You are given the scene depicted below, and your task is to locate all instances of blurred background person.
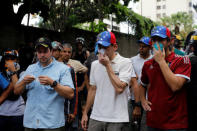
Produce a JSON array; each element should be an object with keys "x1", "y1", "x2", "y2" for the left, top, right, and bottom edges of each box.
[{"x1": 0, "y1": 49, "x2": 25, "y2": 131}]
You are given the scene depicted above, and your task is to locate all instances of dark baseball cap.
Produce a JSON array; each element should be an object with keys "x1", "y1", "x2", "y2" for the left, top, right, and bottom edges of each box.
[{"x1": 35, "y1": 37, "x2": 52, "y2": 49}]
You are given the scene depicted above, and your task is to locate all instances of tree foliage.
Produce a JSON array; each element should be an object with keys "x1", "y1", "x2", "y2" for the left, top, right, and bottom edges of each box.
[
  {"x1": 158, "y1": 12, "x2": 196, "y2": 39},
  {"x1": 39, "y1": 0, "x2": 155, "y2": 38},
  {"x1": 1, "y1": 0, "x2": 50, "y2": 25},
  {"x1": 2, "y1": 0, "x2": 155, "y2": 39}
]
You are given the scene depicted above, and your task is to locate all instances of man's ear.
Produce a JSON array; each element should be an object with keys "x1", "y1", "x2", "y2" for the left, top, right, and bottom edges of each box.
[
  {"x1": 170, "y1": 38, "x2": 175, "y2": 45},
  {"x1": 113, "y1": 44, "x2": 118, "y2": 51}
]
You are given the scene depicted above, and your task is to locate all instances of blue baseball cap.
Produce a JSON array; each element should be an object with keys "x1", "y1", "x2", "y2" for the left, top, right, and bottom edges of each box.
[
  {"x1": 96, "y1": 31, "x2": 116, "y2": 47},
  {"x1": 138, "y1": 36, "x2": 151, "y2": 46},
  {"x1": 151, "y1": 26, "x2": 171, "y2": 39}
]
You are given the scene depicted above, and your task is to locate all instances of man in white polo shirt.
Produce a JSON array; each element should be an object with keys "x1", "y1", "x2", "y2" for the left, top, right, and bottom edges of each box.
[{"x1": 81, "y1": 31, "x2": 133, "y2": 131}]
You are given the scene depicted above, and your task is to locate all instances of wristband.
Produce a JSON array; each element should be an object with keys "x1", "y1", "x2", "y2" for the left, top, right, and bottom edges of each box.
[{"x1": 134, "y1": 101, "x2": 141, "y2": 107}]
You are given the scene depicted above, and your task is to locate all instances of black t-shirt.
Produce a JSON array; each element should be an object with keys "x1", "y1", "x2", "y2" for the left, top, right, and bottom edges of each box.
[{"x1": 187, "y1": 55, "x2": 197, "y2": 103}]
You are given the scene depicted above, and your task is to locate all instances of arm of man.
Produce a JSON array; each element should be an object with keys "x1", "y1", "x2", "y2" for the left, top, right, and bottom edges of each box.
[
  {"x1": 38, "y1": 75, "x2": 74, "y2": 99},
  {"x1": 52, "y1": 83, "x2": 74, "y2": 99},
  {"x1": 81, "y1": 85, "x2": 96, "y2": 131},
  {"x1": 14, "y1": 75, "x2": 35, "y2": 95},
  {"x1": 78, "y1": 74, "x2": 86, "y2": 92},
  {"x1": 99, "y1": 54, "x2": 132, "y2": 94},
  {"x1": 140, "y1": 62, "x2": 152, "y2": 111},
  {"x1": 130, "y1": 77, "x2": 141, "y2": 120},
  {"x1": 154, "y1": 47, "x2": 191, "y2": 92},
  {"x1": 158, "y1": 60, "x2": 187, "y2": 92},
  {"x1": 140, "y1": 84, "x2": 152, "y2": 111},
  {"x1": 0, "y1": 73, "x2": 19, "y2": 103},
  {"x1": 1, "y1": 72, "x2": 19, "y2": 103},
  {"x1": 0, "y1": 83, "x2": 13, "y2": 104},
  {"x1": 131, "y1": 77, "x2": 140, "y2": 103},
  {"x1": 105, "y1": 64, "x2": 128, "y2": 94},
  {"x1": 76, "y1": 60, "x2": 88, "y2": 73}
]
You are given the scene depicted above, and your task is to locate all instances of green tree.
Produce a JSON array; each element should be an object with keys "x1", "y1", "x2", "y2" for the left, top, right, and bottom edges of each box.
[
  {"x1": 1, "y1": 0, "x2": 50, "y2": 26},
  {"x1": 39, "y1": 0, "x2": 140, "y2": 31},
  {"x1": 1, "y1": 0, "x2": 155, "y2": 39},
  {"x1": 158, "y1": 12, "x2": 196, "y2": 39}
]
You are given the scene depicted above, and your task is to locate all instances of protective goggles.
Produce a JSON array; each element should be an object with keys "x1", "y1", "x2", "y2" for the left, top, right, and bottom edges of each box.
[{"x1": 3, "y1": 50, "x2": 19, "y2": 57}]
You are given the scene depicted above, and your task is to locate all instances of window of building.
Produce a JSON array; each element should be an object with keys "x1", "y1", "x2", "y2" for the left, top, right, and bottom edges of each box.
[
  {"x1": 163, "y1": 13, "x2": 166, "y2": 17},
  {"x1": 189, "y1": 10, "x2": 193, "y2": 14},
  {"x1": 112, "y1": 17, "x2": 117, "y2": 22},
  {"x1": 157, "y1": 14, "x2": 161, "y2": 18},
  {"x1": 113, "y1": 26, "x2": 120, "y2": 32},
  {"x1": 157, "y1": 6, "x2": 161, "y2": 10},
  {"x1": 157, "y1": 0, "x2": 161, "y2": 2},
  {"x1": 189, "y1": 2, "x2": 192, "y2": 7},
  {"x1": 163, "y1": 5, "x2": 166, "y2": 9}
]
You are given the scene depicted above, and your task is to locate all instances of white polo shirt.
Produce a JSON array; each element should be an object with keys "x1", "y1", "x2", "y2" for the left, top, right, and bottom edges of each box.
[
  {"x1": 130, "y1": 54, "x2": 152, "y2": 100},
  {"x1": 89, "y1": 53, "x2": 133, "y2": 122}
]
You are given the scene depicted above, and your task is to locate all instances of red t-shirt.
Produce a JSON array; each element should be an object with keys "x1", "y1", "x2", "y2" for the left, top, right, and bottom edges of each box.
[{"x1": 141, "y1": 52, "x2": 191, "y2": 129}]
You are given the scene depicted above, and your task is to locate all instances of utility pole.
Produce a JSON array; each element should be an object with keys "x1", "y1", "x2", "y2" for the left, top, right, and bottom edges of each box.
[{"x1": 141, "y1": 0, "x2": 143, "y2": 16}]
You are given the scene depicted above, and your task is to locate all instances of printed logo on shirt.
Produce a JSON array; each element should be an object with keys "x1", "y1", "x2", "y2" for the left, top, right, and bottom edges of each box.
[
  {"x1": 150, "y1": 65, "x2": 153, "y2": 69},
  {"x1": 183, "y1": 56, "x2": 190, "y2": 64}
]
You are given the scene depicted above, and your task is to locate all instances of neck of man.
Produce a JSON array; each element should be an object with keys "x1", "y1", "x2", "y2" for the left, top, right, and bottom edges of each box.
[
  {"x1": 64, "y1": 58, "x2": 69, "y2": 64},
  {"x1": 140, "y1": 53, "x2": 150, "y2": 60},
  {"x1": 109, "y1": 52, "x2": 117, "y2": 61},
  {"x1": 41, "y1": 57, "x2": 53, "y2": 67},
  {"x1": 165, "y1": 47, "x2": 171, "y2": 58}
]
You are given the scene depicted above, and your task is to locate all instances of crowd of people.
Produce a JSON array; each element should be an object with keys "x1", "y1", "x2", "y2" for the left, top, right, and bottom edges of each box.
[{"x1": 0, "y1": 25, "x2": 197, "y2": 131}]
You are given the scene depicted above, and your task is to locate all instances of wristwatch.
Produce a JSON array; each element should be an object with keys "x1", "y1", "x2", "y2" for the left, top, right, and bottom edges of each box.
[
  {"x1": 51, "y1": 80, "x2": 58, "y2": 88},
  {"x1": 134, "y1": 101, "x2": 141, "y2": 107}
]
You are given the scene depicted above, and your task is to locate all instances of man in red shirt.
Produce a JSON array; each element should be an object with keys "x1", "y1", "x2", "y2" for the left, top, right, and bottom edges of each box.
[{"x1": 140, "y1": 26, "x2": 191, "y2": 131}]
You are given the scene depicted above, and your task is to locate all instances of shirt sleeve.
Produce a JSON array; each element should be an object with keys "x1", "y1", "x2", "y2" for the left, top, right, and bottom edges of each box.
[
  {"x1": 89, "y1": 62, "x2": 96, "y2": 86},
  {"x1": 130, "y1": 58, "x2": 137, "y2": 78},
  {"x1": 174, "y1": 56, "x2": 191, "y2": 80},
  {"x1": 140, "y1": 62, "x2": 149, "y2": 87},
  {"x1": 17, "y1": 65, "x2": 33, "y2": 90},
  {"x1": 119, "y1": 59, "x2": 133, "y2": 85},
  {"x1": 75, "y1": 60, "x2": 88, "y2": 73},
  {"x1": 60, "y1": 66, "x2": 74, "y2": 89}
]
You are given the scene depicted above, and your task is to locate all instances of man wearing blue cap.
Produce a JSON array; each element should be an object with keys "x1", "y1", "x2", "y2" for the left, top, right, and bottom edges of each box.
[
  {"x1": 81, "y1": 31, "x2": 134, "y2": 131},
  {"x1": 140, "y1": 26, "x2": 191, "y2": 131},
  {"x1": 128, "y1": 36, "x2": 152, "y2": 131}
]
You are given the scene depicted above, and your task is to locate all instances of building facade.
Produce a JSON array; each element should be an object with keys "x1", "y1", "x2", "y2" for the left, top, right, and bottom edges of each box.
[{"x1": 136, "y1": 0, "x2": 193, "y2": 21}]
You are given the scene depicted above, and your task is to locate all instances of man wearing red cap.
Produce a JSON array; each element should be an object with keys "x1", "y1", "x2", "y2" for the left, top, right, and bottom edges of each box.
[
  {"x1": 140, "y1": 26, "x2": 191, "y2": 131},
  {"x1": 81, "y1": 31, "x2": 134, "y2": 131}
]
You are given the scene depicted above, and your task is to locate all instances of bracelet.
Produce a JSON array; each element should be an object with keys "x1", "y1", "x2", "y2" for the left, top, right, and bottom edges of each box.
[{"x1": 134, "y1": 101, "x2": 141, "y2": 107}]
